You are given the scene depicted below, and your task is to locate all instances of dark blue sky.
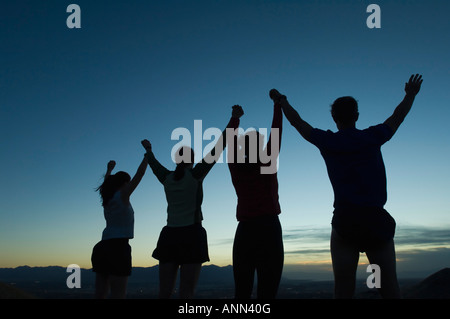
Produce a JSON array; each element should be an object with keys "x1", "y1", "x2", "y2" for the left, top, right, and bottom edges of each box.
[{"x1": 1, "y1": 1, "x2": 449, "y2": 278}]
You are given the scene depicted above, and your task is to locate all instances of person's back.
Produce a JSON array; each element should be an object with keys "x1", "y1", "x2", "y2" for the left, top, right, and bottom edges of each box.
[
  {"x1": 309, "y1": 124, "x2": 393, "y2": 209},
  {"x1": 102, "y1": 190, "x2": 135, "y2": 240},
  {"x1": 163, "y1": 170, "x2": 202, "y2": 227},
  {"x1": 229, "y1": 162, "x2": 280, "y2": 221},
  {"x1": 310, "y1": 124, "x2": 397, "y2": 253}
]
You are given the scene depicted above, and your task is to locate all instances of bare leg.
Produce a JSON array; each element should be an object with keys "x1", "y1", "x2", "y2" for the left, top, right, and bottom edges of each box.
[
  {"x1": 366, "y1": 239, "x2": 401, "y2": 299},
  {"x1": 159, "y1": 262, "x2": 179, "y2": 299},
  {"x1": 179, "y1": 263, "x2": 202, "y2": 299},
  {"x1": 94, "y1": 273, "x2": 110, "y2": 299},
  {"x1": 109, "y1": 275, "x2": 128, "y2": 299},
  {"x1": 330, "y1": 228, "x2": 360, "y2": 298}
]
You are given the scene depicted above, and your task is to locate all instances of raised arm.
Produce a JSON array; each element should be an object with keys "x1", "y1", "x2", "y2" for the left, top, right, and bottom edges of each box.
[
  {"x1": 105, "y1": 160, "x2": 116, "y2": 179},
  {"x1": 270, "y1": 89, "x2": 313, "y2": 142},
  {"x1": 192, "y1": 105, "x2": 244, "y2": 180},
  {"x1": 121, "y1": 155, "x2": 148, "y2": 201},
  {"x1": 264, "y1": 99, "x2": 283, "y2": 156},
  {"x1": 384, "y1": 74, "x2": 423, "y2": 134},
  {"x1": 141, "y1": 139, "x2": 171, "y2": 184}
]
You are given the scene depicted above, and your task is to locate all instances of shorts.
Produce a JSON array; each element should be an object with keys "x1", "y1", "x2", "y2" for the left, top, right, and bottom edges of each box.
[
  {"x1": 91, "y1": 238, "x2": 132, "y2": 276},
  {"x1": 152, "y1": 223, "x2": 210, "y2": 264},
  {"x1": 331, "y1": 205, "x2": 396, "y2": 252}
]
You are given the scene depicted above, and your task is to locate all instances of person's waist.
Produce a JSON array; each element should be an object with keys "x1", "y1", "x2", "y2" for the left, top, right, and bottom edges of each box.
[
  {"x1": 101, "y1": 237, "x2": 130, "y2": 243},
  {"x1": 165, "y1": 222, "x2": 203, "y2": 229},
  {"x1": 237, "y1": 211, "x2": 280, "y2": 223}
]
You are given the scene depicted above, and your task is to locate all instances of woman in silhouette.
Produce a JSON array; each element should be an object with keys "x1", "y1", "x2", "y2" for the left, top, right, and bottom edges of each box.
[
  {"x1": 227, "y1": 94, "x2": 284, "y2": 299},
  {"x1": 91, "y1": 155, "x2": 148, "y2": 298},
  {"x1": 142, "y1": 105, "x2": 243, "y2": 299}
]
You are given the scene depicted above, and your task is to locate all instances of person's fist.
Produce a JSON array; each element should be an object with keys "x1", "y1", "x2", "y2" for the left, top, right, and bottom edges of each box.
[
  {"x1": 107, "y1": 160, "x2": 116, "y2": 171},
  {"x1": 232, "y1": 105, "x2": 244, "y2": 119},
  {"x1": 141, "y1": 139, "x2": 152, "y2": 151},
  {"x1": 269, "y1": 89, "x2": 282, "y2": 101}
]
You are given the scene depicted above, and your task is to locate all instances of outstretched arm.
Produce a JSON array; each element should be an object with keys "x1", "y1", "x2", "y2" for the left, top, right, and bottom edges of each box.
[
  {"x1": 121, "y1": 155, "x2": 148, "y2": 201},
  {"x1": 384, "y1": 74, "x2": 423, "y2": 134},
  {"x1": 270, "y1": 89, "x2": 313, "y2": 142},
  {"x1": 192, "y1": 105, "x2": 244, "y2": 179},
  {"x1": 264, "y1": 99, "x2": 282, "y2": 156},
  {"x1": 105, "y1": 160, "x2": 116, "y2": 179},
  {"x1": 141, "y1": 140, "x2": 171, "y2": 184}
]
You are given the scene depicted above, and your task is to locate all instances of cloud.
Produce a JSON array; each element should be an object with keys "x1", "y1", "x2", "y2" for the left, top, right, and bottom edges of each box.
[
  {"x1": 285, "y1": 248, "x2": 330, "y2": 255},
  {"x1": 283, "y1": 226, "x2": 331, "y2": 242},
  {"x1": 282, "y1": 224, "x2": 450, "y2": 251},
  {"x1": 208, "y1": 223, "x2": 450, "y2": 278},
  {"x1": 282, "y1": 224, "x2": 450, "y2": 279},
  {"x1": 394, "y1": 226, "x2": 450, "y2": 247}
]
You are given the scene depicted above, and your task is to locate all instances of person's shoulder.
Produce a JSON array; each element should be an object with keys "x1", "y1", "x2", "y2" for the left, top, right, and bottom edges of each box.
[
  {"x1": 364, "y1": 123, "x2": 393, "y2": 136},
  {"x1": 309, "y1": 127, "x2": 336, "y2": 145},
  {"x1": 310, "y1": 127, "x2": 335, "y2": 138},
  {"x1": 361, "y1": 123, "x2": 394, "y2": 143}
]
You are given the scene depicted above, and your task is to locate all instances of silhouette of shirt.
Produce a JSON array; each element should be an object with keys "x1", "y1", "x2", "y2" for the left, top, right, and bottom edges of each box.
[
  {"x1": 228, "y1": 104, "x2": 282, "y2": 221},
  {"x1": 309, "y1": 124, "x2": 394, "y2": 208},
  {"x1": 145, "y1": 156, "x2": 204, "y2": 227},
  {"x1": 102, "y1": 191, "x2": 134, "y2": 240}
]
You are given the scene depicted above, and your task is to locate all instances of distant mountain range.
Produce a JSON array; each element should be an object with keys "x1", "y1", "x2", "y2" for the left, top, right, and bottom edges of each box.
[
  {"x1": 0, "y1": 265, "x2": 449, "y2": 299},
  {"x1": 0, "y1": 264, "x2": 233, "y2": 286}
]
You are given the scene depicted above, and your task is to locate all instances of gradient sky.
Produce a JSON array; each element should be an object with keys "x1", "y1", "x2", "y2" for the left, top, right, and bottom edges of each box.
[{"x1": 1, "y1": 0, "x2": 449, "y2": 280}]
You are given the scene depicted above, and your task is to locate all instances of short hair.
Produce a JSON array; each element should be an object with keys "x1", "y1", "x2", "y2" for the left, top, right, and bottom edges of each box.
[{"x1": 331, "y1": 96, "x2": 359, "y2": 125}]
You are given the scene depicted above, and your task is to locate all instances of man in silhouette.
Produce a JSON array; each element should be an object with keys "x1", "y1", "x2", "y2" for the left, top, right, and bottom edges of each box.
[{"x1": 271, "y1": 74, "x2": 423, "y2": 298}]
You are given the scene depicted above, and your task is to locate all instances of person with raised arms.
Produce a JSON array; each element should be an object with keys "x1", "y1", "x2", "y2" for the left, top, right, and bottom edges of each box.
[
  {"x1": 271, "y1": 74, "x2": 423, "y2": 298},
  {"x1": 141, "y1": 105, "x2": 244, "y2": 299}
]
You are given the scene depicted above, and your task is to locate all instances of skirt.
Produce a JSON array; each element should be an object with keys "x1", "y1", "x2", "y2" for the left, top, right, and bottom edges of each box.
[
  {"x1": 152, "y1": 223, "x2": 210, "y2": 264},
  {"x1": 91, "y1": 238, "x2": 132, "y2": 276},
  {"x1": 331, "y1": 205, "x2": 396, "y2": 252}
]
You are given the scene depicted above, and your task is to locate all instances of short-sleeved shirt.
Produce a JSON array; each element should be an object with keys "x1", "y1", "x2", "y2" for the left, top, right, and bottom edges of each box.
[
  {"x1": 309, "y1": 124, "x2": 394, "y2": 209},
  {"x1": 101, "y1": 191, "x2": 135, "y2": 240}
]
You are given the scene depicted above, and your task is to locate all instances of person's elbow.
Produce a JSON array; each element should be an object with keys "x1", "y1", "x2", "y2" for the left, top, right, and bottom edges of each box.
[
  {"x1": 384, "y1": 116, "x2": 401, "y2": 135},
  {"x1": 294, "y1": 122, "x2": 313, "y2": 142}
]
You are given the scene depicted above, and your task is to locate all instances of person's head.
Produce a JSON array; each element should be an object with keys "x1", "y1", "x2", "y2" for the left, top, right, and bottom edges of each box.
[
  {"x1": 174, "y1": 146, "x2": 194, "y2": 180},
  {"x1": 96, "y1": 171, "x2": 131, "y2": 207},
  {"x1": 331, "y1": 96, "x2": 359, "y2": 129}
]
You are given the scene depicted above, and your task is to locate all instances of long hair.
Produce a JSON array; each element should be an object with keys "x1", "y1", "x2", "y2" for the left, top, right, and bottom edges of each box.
[
  {"x1": 173, "y1": 146, "x2": 194, "y2": 181},
  {"x1": 96, "y1": 171, "x2": 131, "y2": 207}
]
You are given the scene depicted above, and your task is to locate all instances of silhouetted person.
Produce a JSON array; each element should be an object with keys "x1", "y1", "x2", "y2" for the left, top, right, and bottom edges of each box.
[
  {"x1": 91, "y1": 156, "x2": 148, "y2": 298},
  {"x1": 141, "y1": 105, "x2": 242, "y2": 299},
  {"x1": 226, "y1": 99, "x2": 284, "y2": 299},
  {"x1": 271, "y1": 74, "x2": 423, "y2": 299}
]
